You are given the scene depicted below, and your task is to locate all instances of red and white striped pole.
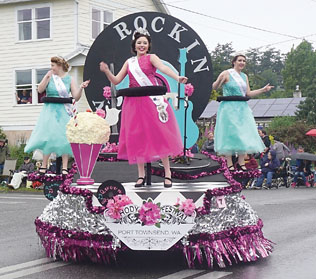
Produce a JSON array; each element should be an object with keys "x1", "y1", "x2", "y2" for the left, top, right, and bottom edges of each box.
[{"x1": 72, "y1": 99, "x2": 78, "y2": 127}]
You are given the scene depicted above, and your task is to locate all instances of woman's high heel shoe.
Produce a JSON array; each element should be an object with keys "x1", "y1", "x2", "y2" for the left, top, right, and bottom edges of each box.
[
  {"x1": 135, "y1": 177, "x2": 146, "y2": 188},
  {"x1": 38, "y1": 167, "x2": 47, "y2": 175},
  {"x1": 237, "y1": 164, "x2": 247, "y2": 171},
  {"x1": 164, "y1": 177, "x2": 172, "y2": 188},
  {"x1": 227, "y1": 165, "x2": 235, "y2": 171},
  {"x1": 62, "y1": 169, "x2": 69, "y2": 175}
]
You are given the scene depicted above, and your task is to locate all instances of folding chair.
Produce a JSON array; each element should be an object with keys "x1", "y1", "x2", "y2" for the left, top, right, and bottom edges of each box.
[{"x1": 0, "y1": 159, "x2": 17, "y2": 183}]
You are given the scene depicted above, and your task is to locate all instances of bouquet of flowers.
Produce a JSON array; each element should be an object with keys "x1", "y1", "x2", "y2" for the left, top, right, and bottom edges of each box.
[
  {"x1": 175, "y1": 198, "x2": 196, "y2": 216},
  {"x1": 106, "y1": 195, "x2": 133, "y2": 219}
]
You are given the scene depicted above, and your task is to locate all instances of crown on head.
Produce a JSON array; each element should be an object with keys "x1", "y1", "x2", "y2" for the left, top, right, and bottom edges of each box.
[
  {"x1": 132, "y1": 27, "x2": 150, "y2": 40},
  {"x1": 232, "y1": 51, "x2": 246, "y2": 58}
]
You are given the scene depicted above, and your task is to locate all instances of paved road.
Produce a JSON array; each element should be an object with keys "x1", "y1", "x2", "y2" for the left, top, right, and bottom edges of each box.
[{"x1": 0, "y1": 187, "x2": 315, "y2": 279}]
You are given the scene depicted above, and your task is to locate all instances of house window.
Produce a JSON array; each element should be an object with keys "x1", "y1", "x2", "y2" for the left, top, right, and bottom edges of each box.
[
  {"x1": 17, "y1": 6, "x2": 51, "y2": 41},
  {"x1": 16, "y1": 70, "x2": 32, "y2": 104},
  {"x1": 36, "y1": 69, "x2": 49, "y2": 103},
  {"x1": 92, "y1": 8, "x2": 113, "y2": 39},
  {"x1": 15, "y1": 68, "x2": 49, "y2": 105}
]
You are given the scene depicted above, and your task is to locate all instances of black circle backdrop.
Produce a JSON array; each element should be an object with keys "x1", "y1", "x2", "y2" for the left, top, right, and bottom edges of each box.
[
  {"x1": 97, "y1": 180, "x2": 126, "y2": 206},
  {"x1": 84, "y1": 12, "x2": 213, "y2": 122},
  {"x1": 43, "y1": 181, "x2": 62, "y2": 201}
]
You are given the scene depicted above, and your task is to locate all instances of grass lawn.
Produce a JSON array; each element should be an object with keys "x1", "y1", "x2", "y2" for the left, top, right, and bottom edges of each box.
[{"x1": 0, "y1": 184, "x2": 42, "y2": 194}]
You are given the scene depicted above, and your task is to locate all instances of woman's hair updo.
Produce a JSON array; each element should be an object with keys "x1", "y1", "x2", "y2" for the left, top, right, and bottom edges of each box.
[
  {"x1": 131, "y1": 32, "x2": 152, "y2": 55},
  {"x1": 51, "y1": 56, "x2": 70, "y2": 72}
]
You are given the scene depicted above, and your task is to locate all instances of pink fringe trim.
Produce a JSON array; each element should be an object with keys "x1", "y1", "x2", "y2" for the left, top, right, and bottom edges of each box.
[
  {"x1": 35, "y1": 218, "x2": 273, "y2": 268},
  {"x1": 178, "y1": 219, "x2": 274, "y2": 268},
  {"x1": 35, "y1": 218, "x2": 125, "y2": 263}
]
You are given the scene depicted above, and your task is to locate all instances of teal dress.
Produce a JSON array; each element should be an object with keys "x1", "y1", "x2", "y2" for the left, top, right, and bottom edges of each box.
[
  {"x1": 214, "y1": 71, "x2": 265, "y2": 155},
  {"x1": 25, "y1": 75, "x2": 73, "y2": 156}
]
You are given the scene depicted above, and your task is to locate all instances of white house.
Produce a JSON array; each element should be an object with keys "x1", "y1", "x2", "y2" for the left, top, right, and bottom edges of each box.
[{"x1": 0, "y1": 0, "x2": 168, "y2": 144}]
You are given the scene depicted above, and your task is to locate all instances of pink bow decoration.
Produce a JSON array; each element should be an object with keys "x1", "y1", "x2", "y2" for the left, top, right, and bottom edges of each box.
[{"x1": 103, "y1": 86, "x2": 111, "y2": 99}]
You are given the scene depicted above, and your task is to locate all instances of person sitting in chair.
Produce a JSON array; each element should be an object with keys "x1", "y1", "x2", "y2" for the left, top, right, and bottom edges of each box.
[
  {"x1": 201, "y1": 131, "x2": 215, "y2": 154},
  {"x1": 291, "y1": 146, "x2": 311, "y2": 187},
  {"x1": 8, "y1": 156, "x2": 34, "y2": 189},
  {"x1": 255, "y1": 150, "x2": 280, "y2": 189}
]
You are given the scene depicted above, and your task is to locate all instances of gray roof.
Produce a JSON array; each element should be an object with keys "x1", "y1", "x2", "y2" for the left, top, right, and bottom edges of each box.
[{"x1": 200, "y1": 97, "x2": 306, "y2": 119}]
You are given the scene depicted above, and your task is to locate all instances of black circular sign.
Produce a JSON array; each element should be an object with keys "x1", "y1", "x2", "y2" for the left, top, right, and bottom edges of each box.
[
  {"x1": 43, "y1": 181, "x2": 61, "y2": 201},
  {"x1": 96, "y1": 180, "x2": 126, "y2": 206},
  {"x1": 84, "y1": 12, "x2": 213, "y2": 122}
]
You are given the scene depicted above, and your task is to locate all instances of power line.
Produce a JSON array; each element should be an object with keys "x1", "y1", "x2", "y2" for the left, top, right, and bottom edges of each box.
[
  {"x1": 248, "y1": 33, "x2": 316, "y2": 53},
  {"x1": 164, "y1": 3, "x2": 302, "y2": 40}
]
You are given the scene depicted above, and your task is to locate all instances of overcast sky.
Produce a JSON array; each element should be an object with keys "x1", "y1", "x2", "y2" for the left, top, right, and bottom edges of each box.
[{"x1": 163, "y1": 0, "x2": 316, "y2": 54}]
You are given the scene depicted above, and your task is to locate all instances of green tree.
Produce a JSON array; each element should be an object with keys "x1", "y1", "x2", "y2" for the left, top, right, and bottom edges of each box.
[
  {"x1": 211, "y1": 42, "x2": 235, "y2": 82},
  {"x1": 257, "y1": 69, "x2": 278, "y2": 95},
  {"x1": 246, "y1": 48, "x2": 261, "y2": 75},
  {"x1": 0, "y1": 127, "x2": 6, "y2": 140},
  {"x1": 295, "y1": 79, "x2": 316, "y2": 125},
  {"x1": 9, "y1": 144, "x2": 33, "y2": 169},
  {"x1": 282, "y1": 40, "x2": 316, "y2": 95},
  {"x1": 246, "y1": 47, "x2": 284, "y2": 94},
  {"x1": 269, "y1": 90, "x2": 292, "y2": 99},
  {"x1": 267, "y1": 116, "x2": 316, "y2": 153}
]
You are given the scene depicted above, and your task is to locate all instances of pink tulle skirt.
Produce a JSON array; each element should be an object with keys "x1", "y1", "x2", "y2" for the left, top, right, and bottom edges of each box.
[{"x1": 118, "y1": 96, "x2": 183, "y2": 164}]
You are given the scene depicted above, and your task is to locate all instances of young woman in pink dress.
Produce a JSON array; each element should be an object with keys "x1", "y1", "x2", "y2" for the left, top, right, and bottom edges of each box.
[{"x1": 100, "y1": 30, "x2": 187, "y2": 188}]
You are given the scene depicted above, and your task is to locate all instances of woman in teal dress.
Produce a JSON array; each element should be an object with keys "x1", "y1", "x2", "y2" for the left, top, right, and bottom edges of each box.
[
  {"x1": 25, "y1": 56, "x2": 90, "y2": 174},
  {"x1": 213, "y1": 53, "x2": 273, "y2": 171}
]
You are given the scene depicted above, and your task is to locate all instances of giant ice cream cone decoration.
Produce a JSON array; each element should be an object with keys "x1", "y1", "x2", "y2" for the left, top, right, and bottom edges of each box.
[{"x1": 67, "y1": 111, "x2": 110, "y2": 185}]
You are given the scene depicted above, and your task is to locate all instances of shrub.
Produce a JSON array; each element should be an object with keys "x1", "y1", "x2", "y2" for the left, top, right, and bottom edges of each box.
[{"x1": 9, "y1": 144, "x2": 33, "y2": 170}]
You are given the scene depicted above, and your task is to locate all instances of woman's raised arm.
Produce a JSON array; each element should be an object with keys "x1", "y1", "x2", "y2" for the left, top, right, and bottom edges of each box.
[{"x1": 100, "y1": 60, "x2": 128, "y2": 85}]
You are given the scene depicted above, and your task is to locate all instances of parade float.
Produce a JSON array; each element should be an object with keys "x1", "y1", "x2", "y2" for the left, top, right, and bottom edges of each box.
[{"x1": 33, "y1": 11, "x2": 273, "y2": 269}]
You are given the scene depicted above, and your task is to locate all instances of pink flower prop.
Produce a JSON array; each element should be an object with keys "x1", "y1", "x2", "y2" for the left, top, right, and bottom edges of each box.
[
  {"x1": 113, "y1": 195, "x2": 132, "y2": 207},
  {"x1": 105, "y1": 195, "x2": 132, "y2": 220},
  {"x1": 106, "y1": 199, "x2": 122, "y2": 219},
  {"x1": 138, "y1": 202, "x2": 161, "y2": 226},
  {"x1": 184, "y1": 83, "x2": 194, "y2": 97},
  {"x1": 96, "y1": 108, "x2": 106, "y2": 118},
  {"x1": 103, "y1": 86, "x2": 112, "y2": 99},
  {"x1": 179, "y1": 199, "x2": 196, "y2": 216}
]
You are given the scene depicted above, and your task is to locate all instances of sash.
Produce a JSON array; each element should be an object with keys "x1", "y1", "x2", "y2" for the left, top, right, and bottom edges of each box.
[
  {"x1": 52, "y1": 74, "x2": 73, "y2": 116},
  {"x1": 128, "y1": 56, "x2": 168, "y2": 123},
  {"x1": 228, "y1": 69, "x2": 247, "y2": 97}
]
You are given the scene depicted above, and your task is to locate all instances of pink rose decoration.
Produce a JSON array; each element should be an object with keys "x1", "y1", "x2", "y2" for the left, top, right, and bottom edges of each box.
[
  {"x1": 105, "y1": 195, "x2": 132, "y2": 219},
  {"x1": 184, "y1": 83, "x2": 194, "y2": 97},
  {"x1": 96, "y1": 108, "x2": 106, "y2": 118},
  {"x1": 106, "y1": 199, "x2": 122, "y2": 219},
  {"x1": 179, "y1": 199, "x2": 196, "y2": 216},
  {"x1": 113, "y1": 195, "x2": 132, "y2": 207},
  {"x1": 138, "y1": 202, "x2": 161, "y2": 226},
  {"x1": 103, "y1": 86, "x2": 112, "y2": 99}
]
